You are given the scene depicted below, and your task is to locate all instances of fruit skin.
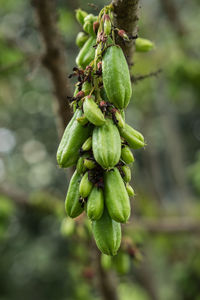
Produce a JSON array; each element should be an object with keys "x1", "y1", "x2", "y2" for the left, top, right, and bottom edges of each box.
[
  {"x1": 87, "y1": 186, "x2": 104, "y2": 220},
  {"x1": 113, "y1": 252, "x2": 130, "y2": 274},
  {"x1": 135, "y1": 38, "x2": 154, "y2": 52},
  {"x1": 121, "y1": 145, "x2": 134, "y2": 164},
  {"x1": 75, "y1": 9, "x2": 88, "y2": 26},
  {"x1": 76, "y1": 154, "x2": 88, "y2": 174},
  {"x1": 126, "y1": 183, "x2": 135, "y2": 197},
  {"x1": 57, "y1": 109, "x2": 92, "y2": 168},
  {"x1": 76, "y1": 32, "x2": 89, "y2": 48},
  {"x1": 92, "y1": 118, "x2": 121, "y2": 169},
  {"x1": 83, "y1": 14, "x2": 98, "y2": 36},
  {"x1": 76, "y1": 36, "x2": 96, "y2": 69},
  {"x1": 83, "y1": 96, "x2": 105, "y2": 126},
  {"x1": 119, "y1": 123, "x2": 145, "y2": 149},
  {"x1": 84, "y1": 158, "x2": 96, "y2": 169},
  {"x1": 65, "y1": 170, "x2": 84, "y2": 218},
  {"x1": 92, "y1": 208, "x2": 121, "y2": 256},
  {"x1": 79, "y1": 172, "x2": 93, "y2": 198},
  {"x1": 102, "y1": 45, "x2": 132, "y2": 109},
  {"x1": 82, "y1": 137, "x2": 92, "y2": 151},
  {"x1": 104, "y1": 167, "x2": 130, "y2": 223},
  {"x1": 121, "y1": 165, "x2": 131, "y2": 182}
]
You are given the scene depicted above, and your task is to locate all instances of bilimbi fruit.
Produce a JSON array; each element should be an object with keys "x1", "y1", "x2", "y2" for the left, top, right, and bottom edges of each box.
[{"x1": 57, "y1": 4, "x2": 147, "y2": 256}]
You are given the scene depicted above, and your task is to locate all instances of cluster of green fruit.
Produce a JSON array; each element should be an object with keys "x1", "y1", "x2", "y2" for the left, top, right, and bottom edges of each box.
[{"x1": 57, "y1": 5, "x2": 146, "y2": 256}]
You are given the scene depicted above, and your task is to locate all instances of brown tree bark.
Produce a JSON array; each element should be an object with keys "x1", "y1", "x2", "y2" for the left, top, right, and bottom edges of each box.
[{"x1": 32, "y1": 0, "x2": 72, "y2": 137}]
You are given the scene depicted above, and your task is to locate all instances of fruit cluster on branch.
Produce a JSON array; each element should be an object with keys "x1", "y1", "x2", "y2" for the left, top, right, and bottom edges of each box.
[{"x1": 57, "y1": 5, "x2": 146, "y2": 256}]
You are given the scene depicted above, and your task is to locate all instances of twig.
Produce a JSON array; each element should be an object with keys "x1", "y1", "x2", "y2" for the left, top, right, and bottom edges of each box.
[
  {"x1": 32, "y1": 0, "x2": 72, "y2": 137},
  {"x1": 112, "y1": 0, "x2": 140, "y2": 66},
  {"x1": 131, "y1": 69, "x2": 162, "y2": 83}
]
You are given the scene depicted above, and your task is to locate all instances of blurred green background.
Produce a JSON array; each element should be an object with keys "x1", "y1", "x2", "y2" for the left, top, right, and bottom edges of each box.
[{"x1": 0, "y1": 0, "x2": 200, "y2": 299}]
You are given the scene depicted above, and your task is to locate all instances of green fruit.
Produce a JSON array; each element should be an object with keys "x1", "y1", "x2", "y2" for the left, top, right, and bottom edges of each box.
[
  {"x1": 101, "y1": 253, "x2": 112, "y2": 270},
  {"x1": 83, "y1": 96, "x2": 105, "y2": 126},
  {"x1": 113, "y1": 252, "x2": 130, "y2": 274},
  {"x1": 76, "y1": 36, "x2": 96, "y2": 69},
  {"x1": 104, "y1": 167, "x2": 130, "y2": 223},
  {"x1": 79, "y1": 171, "x2": 93, "y2": 198},
  {"x1": 121, "y1": 165, "x2": 131, "y2": 182},
  {"x1": 119, "y1": 123, "x2": 145, "y2": 149},
  {"x1": 126, "y1": 183, "x2": 135, "y2": 197},
  {"x1": 135, "y1": 38, "x2": 154, "y2": 52},
  {"x1": 76, "y1": 32, "x2": 89, "y2": 48},
  {"x1": 75, "y1": 9, "x2": 88, "y2": 26},
  {"x1": 115, "y1": 110, "x2": 125, "y2": 128},
  {"x1": 82, "y1": 136, "x2": 92, "y2": 151},
  {"x1": 84, "y1": 158, "x2": 96, "y2": 169},
  {"x1": 87, "y1": 186, "x2": 104, "y2": 220},
  {"x1": 102, "y1": 45, "x2": 132, "y2": 109},
  {"x1": 57, "y1": 109, "x2": 91, "y2": 168},
  {"x1": 65, "y1": 170, "x2": 84, "y2": 218},
  {"x1": 121, "y1": 145, "x2": 134, "y2": 164},
  {"x1": 60, "y1": 218, "x2": 75, "y2": 237},
  {"x1": 76, "y1": 153, "x2": 88, "y2": 174},
  {"x1": 92, "y1": 118, "x2": 121, "y2": 169},
  {"x1": 83, "y1": 14, "x2": 97, "y2": 36},
  {"x1": 76, "y1": 114, "x2": 89, "y2": 126},
  {"x1": 92, "y1": 208, "x2": 121, "y2": 256}
]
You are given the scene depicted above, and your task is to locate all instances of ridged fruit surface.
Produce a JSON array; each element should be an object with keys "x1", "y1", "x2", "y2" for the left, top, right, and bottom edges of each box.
[
  {"x1": 92, "y1": 118, "x2": 121, "y2": 169},
  {"x1": 57, "y1": 109, "x2": 91, "y2": 168},
  {"x1": 76, "y1": 36, "x2": 96, "y2": 69},
  {"x1": 104, "y1": 168, "x2": 130, "y2": 223},
  {"x1": 92, "y1": 208, "x2": 121, "y2": 256},
  {"x1": 87, "y1": 186, "x2": 104, "y2": 220},
  {"x1": 119, "y1": 123, "x2": 145, "y2": 149},
  {"x1": 102, "y1": 45, "x2": 132, "y2": 109},
  {"x1": 65, "y1": 170, "x2": 83, "y2": 218},
  {"x1": 83, "y1": 96, "x2": 105, "y2": 126}
]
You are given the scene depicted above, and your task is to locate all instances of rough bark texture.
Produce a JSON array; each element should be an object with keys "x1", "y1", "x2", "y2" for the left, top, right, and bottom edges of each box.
[
  {"x1": 32, "y1": 0, "x2": 72, "y2": 137},
  {"x1": 112, "y1": 0, "x2": 140, "y2": 66}
]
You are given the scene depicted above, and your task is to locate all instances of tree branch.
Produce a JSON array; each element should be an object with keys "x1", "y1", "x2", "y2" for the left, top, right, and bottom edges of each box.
[
  {"x1": 32, "y1": 0, "x2": 72, "y2": 136},
  {"x1": 112, "y1": 0, "x2": 140, "y2": 66}
]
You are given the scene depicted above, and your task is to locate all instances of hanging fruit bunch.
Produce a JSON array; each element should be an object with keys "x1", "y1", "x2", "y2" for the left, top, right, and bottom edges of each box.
[{"x1": 57, "y1": 5, "x2": 146, "y2": 256}]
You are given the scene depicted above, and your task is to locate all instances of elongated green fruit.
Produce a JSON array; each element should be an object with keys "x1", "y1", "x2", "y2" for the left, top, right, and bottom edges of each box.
[
  {"x1": 115, "y1": 110, "x2": 125, "y2": 128},
  {"x1": 57, "y1": 110, "x2": 91, "y2": 168},
  {"x1": 82, "y1": 137, "x2": 92, "y2": 151},
  {"x1": 101, "y1": 254, "x2": 112, "y2": 270},
  {"x1": 76, "y1": 32, "x2": 89, "y2": 48},
  {"x1": 119, "y1": 123, "x2": 145, "y2": 149},
  {"x1": 83, "y1": 96, "x2": 105, "y2": 126},
  {"x1": 87, "y1": 186, "x2": 104, "y2": 220},
  {"x1": 113, "y1": 252, "x2": 130, "y2": 274},
  {"x1": 135, "y1": 38, "x2": 154, "y2": 52},
  {"x1": 121, "y1": 145, "x2": 134, "y2": 164},
  {"x1": 76, "y1": 36, "x2": 96, "y2": 69},
  {"x1": 92, "y1": 208, "x2": 121, "y2": 256},
  {"x1": 104, "y1": 168, "x2": 130, "y2": 223},
  {"x1": 65, "y1": 170, "x2": 83, "y2": 218},
  {"x1": 75, "y1": 9, "x2": 88, "y2": 25},
  {"x1": 121, "y1": 165, "x2": 131, "y2": 182},
  {"x1": 83, "y1": 14, "x2": 97, "y2": 36},
  {"x1": 76, "y1": 153, "x2": 88, "y2": 174},
  {"x1": 126, "y1": 183, "x2": 135, "y2": 197},
  {"x1": 79, "y1": 172, "x2": 93, "y2": 198},
  {"x1": 92, "y1": 118, "x2": 121, "y2": 169},
  {"x1": 102, "y1": 45, "x2": 132, "y2": 109},
  {"x1": 84, "y1": 158, "x2": 96, "y2": 169}
]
